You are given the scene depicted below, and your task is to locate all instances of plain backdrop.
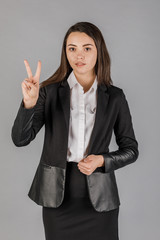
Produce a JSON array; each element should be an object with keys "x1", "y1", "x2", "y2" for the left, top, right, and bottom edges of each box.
[{"x1": 0, "y1": 0, "x2": 160, "y2": 239}]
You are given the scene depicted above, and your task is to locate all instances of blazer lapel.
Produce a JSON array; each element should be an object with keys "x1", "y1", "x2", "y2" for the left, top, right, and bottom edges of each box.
[
  {"x1": 58, "y1": 79, "x2": 109, "y2": 155},
  {"x1": 87, "y1": 83, "x2": 109, "y2": 154},
  {"x1": 58, "y1": 79, "x2": 71, "y2": 133}
]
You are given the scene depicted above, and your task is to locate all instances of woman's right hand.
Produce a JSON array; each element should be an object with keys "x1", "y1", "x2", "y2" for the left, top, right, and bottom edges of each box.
[{"x1": 21, "y1": 59, "x2": 41, "y2": 109}]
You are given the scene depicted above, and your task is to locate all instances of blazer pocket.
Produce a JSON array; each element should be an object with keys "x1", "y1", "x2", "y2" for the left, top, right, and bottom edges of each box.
[
  {"x1": 86, "y1": 172, "x2": 120, "y2": 212},
  {"x1": 28, "y1": 162, "x2": 66, "y2": 208}
]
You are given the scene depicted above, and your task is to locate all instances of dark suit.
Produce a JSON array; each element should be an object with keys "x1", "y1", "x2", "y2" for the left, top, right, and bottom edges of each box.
[{"x1": 11, "y1": 77, "x2": 139, "y2": 212}]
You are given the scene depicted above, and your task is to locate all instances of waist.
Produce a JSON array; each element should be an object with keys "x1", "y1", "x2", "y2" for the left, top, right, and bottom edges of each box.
[
  {"x1": 65, "y1": 161, "x2": 88, "y2": 199},
  {"x1": 66, "y1": 160, "x2": 105, "y2": 173}
]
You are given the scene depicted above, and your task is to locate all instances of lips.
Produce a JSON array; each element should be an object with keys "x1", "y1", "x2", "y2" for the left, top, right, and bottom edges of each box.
[{"x1": 75, "y1": 62, "x2": 86, "y2": 66}]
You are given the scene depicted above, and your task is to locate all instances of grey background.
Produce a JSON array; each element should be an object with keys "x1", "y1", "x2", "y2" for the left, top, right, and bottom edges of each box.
[{"x1": 1, "y1": 0, "x2": 160, "y2": 239}]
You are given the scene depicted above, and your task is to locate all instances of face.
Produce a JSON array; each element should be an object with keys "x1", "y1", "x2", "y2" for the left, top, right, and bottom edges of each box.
[{"x1": 66, "y1": 32, "x2": 97, "y2": 77}]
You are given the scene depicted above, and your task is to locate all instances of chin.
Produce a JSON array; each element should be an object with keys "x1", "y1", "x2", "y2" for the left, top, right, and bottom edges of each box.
[{"x1": 73, "y1": 68, "x2": 92, "y2": 75}]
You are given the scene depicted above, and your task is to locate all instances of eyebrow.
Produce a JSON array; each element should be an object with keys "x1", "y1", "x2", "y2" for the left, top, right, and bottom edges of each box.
[{"x1": 67, "y1": 44, "x2": 94, "y2": 47}]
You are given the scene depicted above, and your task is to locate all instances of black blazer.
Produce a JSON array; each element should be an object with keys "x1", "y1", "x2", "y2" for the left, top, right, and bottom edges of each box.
[{"x1": 11, "y1": 78, "x2": 139, "y2": 212}]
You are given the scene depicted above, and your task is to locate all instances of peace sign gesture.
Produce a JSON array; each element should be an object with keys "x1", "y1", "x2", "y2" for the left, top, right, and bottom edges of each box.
[{"x1": 22, "y1": 59, "x2": 41, "y2": 109}]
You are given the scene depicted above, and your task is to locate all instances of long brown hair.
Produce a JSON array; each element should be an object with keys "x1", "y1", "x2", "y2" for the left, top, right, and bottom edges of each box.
[{"x1": 40, "y1": 21, "x2": 113, "y2": 88}]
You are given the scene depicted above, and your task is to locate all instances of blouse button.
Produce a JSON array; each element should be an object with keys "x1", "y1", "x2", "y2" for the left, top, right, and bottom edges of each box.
[{"x1": 89, "y1": 106, "x2": 96, "y2": 114}]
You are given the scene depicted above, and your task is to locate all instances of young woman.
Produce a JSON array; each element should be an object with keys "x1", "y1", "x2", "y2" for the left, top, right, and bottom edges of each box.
[{"x1": 11, "y1": 22, "x2": 139, "y2": 240}]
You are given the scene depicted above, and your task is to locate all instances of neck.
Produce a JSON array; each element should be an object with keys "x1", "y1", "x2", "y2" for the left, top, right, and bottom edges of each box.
[{"x1": 73, "y1": 71, "x2": 96, "y2": 93}]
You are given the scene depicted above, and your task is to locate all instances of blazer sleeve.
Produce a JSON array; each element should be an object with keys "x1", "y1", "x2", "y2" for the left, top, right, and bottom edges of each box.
[
  {"x1": 11, "y1": 86, "x2": 46, "y2": 147},
  {"x1": 101, "y1": 89, "x2": 139, "y2": 173}
]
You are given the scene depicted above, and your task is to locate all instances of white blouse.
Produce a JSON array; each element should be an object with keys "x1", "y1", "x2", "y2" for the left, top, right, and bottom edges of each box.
[{"x1": 66, "y1": 71, "x2": 98, "y2": 163}]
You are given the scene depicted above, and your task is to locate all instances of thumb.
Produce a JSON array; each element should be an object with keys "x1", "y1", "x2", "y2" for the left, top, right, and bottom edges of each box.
[{"x1": 84, "y1": 157, "x2": 90, "y2": 162}]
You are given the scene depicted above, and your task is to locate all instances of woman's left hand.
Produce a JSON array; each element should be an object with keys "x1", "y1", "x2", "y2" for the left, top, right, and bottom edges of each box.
[{"x1": 77, "y1": 155, "x2": 104, "y2": 175}]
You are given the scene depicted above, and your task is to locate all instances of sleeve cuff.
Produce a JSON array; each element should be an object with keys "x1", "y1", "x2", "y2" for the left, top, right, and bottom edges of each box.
[{"x1": 101, "y1": 153, "x2": 115, "y2": 173}]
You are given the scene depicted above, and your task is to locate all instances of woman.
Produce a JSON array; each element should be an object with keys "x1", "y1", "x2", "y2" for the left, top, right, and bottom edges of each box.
[{"x1": 11, "y1": 22, "x2": 139, "y2": 240}]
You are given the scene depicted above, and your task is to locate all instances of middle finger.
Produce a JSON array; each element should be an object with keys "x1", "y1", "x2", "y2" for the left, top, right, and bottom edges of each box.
[{"x1": 24, "y1": 59, "x2": 33, "y2": 79}]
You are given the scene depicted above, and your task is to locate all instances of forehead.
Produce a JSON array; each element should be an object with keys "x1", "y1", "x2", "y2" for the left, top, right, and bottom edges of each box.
[{"x1": 66, "y1": 32, "x2": 95, "y2": 45}]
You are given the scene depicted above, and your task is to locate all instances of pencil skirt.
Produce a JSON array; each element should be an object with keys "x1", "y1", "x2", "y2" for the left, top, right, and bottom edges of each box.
[{"x1": 42, "y1": 161, "x2": 119, "y2": 240}]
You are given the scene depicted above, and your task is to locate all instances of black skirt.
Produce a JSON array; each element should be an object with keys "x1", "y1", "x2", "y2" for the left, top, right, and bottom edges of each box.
[{"x1": 42, "y1": 161, "x2": 119, "y2": 240}]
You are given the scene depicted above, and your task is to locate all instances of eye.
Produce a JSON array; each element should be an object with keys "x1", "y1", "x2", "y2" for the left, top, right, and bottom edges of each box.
[
  {"x1": 69, "y1": 47, "x2": 75, "y2": 51},
  {"x1": 85, "y1": 47, "x2": 91, "y2": 51}
]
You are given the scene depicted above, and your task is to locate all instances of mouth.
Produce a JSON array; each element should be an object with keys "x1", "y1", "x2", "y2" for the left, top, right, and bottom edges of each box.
[{"x1": 75, "y1": 62, "x2": 86, "y2": 67}]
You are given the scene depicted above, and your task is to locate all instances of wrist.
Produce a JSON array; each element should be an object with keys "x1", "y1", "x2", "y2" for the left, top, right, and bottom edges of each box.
[
  {"x1": 23, "y1": 99, "x2": 37, "y2": 109},
  {"x1": 98, "y1": 155, "x2": 105, "y2": 167}
]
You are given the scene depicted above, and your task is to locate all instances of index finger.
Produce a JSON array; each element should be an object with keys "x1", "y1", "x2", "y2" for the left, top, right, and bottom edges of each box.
[
  {"x1": 34, "y1": 60, "x2": 41, "y2": 79},
  {"x1": 24, "y1": 59, "x2": 33, "y2": 79}
]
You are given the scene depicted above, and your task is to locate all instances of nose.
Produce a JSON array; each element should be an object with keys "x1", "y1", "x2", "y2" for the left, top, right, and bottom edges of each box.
[{"x1": 76, "y1": 50, "x2": 85, "y2": 59}]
